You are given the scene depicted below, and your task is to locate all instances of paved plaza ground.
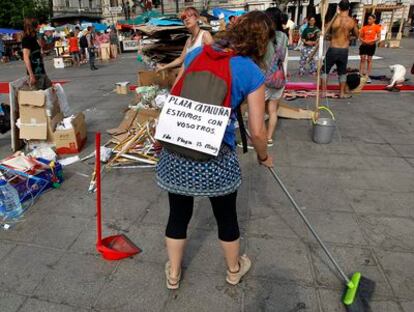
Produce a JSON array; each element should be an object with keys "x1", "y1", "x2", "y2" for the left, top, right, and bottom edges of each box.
[{"x1": 0, "y1": 38, "x2": 413, "y2": 312}]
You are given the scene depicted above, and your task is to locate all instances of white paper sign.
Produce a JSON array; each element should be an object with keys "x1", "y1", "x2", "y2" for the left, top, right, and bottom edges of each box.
[{"x1": 155, "y1": 95, "x2": 231, "y2": 156}]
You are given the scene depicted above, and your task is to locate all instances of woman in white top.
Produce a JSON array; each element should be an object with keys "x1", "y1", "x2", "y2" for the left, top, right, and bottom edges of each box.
[{"x1": 156, "y1": 7, "x2": 214, "y2": 73}]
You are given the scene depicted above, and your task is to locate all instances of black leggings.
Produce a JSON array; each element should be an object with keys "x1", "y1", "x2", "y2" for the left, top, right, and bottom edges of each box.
[{"x1": 166, "y1": 192, "x2": 240, "y2": 242}]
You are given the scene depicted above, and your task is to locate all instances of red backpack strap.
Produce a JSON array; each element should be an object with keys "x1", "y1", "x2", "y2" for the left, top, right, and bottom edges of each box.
[{"x1": 171, "y1": 45, "x2": 234, "y2": 108}]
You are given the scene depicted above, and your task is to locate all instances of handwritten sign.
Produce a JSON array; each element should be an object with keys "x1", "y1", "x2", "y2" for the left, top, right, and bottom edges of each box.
[
  {"x1": 155, "y1": 95, "x2": 231, "y2": 156},
  {"x1": 122, "y1": 40, "x2": 139, "y2": 51}
]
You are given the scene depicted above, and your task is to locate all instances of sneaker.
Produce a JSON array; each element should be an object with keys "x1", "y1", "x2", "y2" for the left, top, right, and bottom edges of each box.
[
  {"x1": 165, "y1": 261, "x2": 181, "y2": 290},
  {"x1": 226, "y1": 254, "x2": 252, "y2": 285},
  {"x1": 366, "y1": 76, "x2": 372, "y2": 83},
  {"x1": 267, "y1": 139, "x2": 274, "y2": 147}
]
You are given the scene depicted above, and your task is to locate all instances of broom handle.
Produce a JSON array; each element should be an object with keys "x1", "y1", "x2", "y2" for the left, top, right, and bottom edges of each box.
[
  {"x1": 268, "y1": 167, "x2": 351, "y2": 285},
  {"x1": 96, "y1": 132, "x2": 102, "y2": 244}
]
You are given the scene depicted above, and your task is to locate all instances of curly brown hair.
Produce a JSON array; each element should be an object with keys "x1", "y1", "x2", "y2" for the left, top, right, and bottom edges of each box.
[{"x1": 217, "y1": 11, "x2": 273, "y2": 66}]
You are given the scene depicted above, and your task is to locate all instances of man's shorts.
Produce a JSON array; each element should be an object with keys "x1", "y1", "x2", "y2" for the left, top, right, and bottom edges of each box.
[
  {"x1": 321, "y1": 47, "x2": 349, "y2": 77},
  {"x1": 359, "y1": 44, "x2": 376, "y2": 57}
]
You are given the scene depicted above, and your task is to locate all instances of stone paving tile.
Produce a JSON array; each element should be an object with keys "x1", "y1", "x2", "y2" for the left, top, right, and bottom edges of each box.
[
  {"x1": 0, "y1": 213, "x2": 89, "y2": 250},
  {"x1": 247, "y1": 237, "x2": 313, "y2": 284},
  {"x1": 401, "y1": 301, "x2": 414, "y2": 312},
  {"x1": 360, "y1": 155, "x2": 414, "y2": 172},
  {"x1": 34, "y1": 253, "x2": 116, "y2": 308},
  {"x1": 310, "y1": 245, "x2": 392, "y2": 297},
  {"x1": 344, "y1": 189, "x2": 414, "y2": 218},
  {"x1": 0, "y1": 241, "x2": 16, "y2": 262},
  {"x1": 243, "y1": 279, "x2": 319, "y2": 312},
  {"x1": 0, "y1": 291, "x2": 26, "y2": 312},
  {"x1": 165, "y1": 272, "x2": 241, "y2": 312},
  {"x1": 354, "y1": 143, "x2": 400, "y2": 157},
  {"x1": 318, "y1": 289, "x2": 403, "y2": 312},
  {"x1": 375, "y1": 250, "x2": 414, "y2": 300},
  {"x1": 94, "y1": 259, "x2": 168, "y2": 312},
  {"x1": 0, "y1": 246, "x2": 62, "y2": 295},
  {"x1": 304, "y1": 211, "x2": 368, "y2": 246},
  {"x1": 19, "y1": 298, "x2": 88, "y2": 312},
  {"x1": 358, "y1": 216, "x2": 414, "y2": 251}
]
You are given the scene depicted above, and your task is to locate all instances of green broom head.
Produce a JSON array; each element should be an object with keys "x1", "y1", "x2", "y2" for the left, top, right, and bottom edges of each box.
[
  {"x1": 343, "y1": 272, "x2": 361, "y2": 305},
  {"x1": 343, "y1": 272, "x2": 376, "y2": 312}
]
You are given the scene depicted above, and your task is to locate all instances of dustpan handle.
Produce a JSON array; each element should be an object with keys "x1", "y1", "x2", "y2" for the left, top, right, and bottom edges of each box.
[
  {"x1": 268, "y1": 167, "x2": 350, "y2": 285},
  {"x1": 96, "y1": 132, "x2": 102, "y2": 244}
]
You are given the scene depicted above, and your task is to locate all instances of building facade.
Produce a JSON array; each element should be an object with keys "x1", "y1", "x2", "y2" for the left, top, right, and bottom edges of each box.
[{"x1": 52, "y1": 0, "x2": 103, "y2": 24}]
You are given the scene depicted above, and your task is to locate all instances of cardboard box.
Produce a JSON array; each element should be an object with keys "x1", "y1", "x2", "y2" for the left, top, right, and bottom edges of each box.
[
  {"x1": 137, "y1": 70, "x2": 176, "y2": 88},
  {"x1": 115, "y1": 82, "x2": 130, "y2": 95},
  {"x1": 54, "y1": 113, "x2": 87, "y2": 155},
  {"x1": 18, "y1": 90, "x2": 61, "y2": 141},
  {"x1": 137, "y1": 108, "x2": 159, "y2": 124},
  {"x1": 54, "y1": 57, "x2": 65, "y2": 69}
]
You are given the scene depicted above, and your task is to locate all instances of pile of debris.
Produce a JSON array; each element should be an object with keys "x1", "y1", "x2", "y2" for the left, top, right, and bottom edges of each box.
[{"x1": 135, "y1": 18, "x2": 211, "y2": 64}]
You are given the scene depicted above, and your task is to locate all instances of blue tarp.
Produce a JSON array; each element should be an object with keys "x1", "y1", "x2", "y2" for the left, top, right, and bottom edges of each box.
[
  {"x1": 80, "y1": 22, "x2": 108, "y2": 31},
  {"x1": 147, "y1": 18, "x2": 183, "y2": 26},
  {"x1": 212, "y1": 8, "x2": 246, "y2": 23},
  {"x1": 0, "y1": 28, "x2": 22, "y2": 35}
]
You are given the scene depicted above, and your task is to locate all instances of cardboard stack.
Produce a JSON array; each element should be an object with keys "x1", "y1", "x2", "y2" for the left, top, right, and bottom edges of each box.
[{"x1": 18, "y1": 88, "x2": 87, "y2": 155}]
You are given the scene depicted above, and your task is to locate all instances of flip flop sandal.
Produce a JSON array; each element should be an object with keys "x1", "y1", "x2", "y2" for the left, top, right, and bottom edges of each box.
[{"x1": 165, "y1": 261, "x2": 181, "y2": 290}]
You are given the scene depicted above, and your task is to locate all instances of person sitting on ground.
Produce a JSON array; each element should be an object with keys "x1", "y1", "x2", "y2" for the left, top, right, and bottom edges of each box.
[
  {"x1": 68, "y1": 32, "x2": 80, "y2": 66},
  {"x1": 320, "y1": 0, "x2": 359, "y2": 99},
  {"x1": 156, "y1": 11, "x2": 273, "y2": 290},
  {"x1": 299, "y1": 16, "x2": 320, "y2": 76},
  {"x1": 359, "y1": 14, "x2": 381, "y2": 83},
  {"x1": 22, "y1": 17, "x2": 51, "y2": 90},
  {"x1": 156, "y1": 7, "x2": 214, "y2": 74},
  {"x1": 264, "y1": 7, "x2": 288, "y2": 147}
]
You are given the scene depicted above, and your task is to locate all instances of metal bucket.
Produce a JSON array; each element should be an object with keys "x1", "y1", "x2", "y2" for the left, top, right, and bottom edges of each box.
[{"x1": 312, "y1": 106, "x2": 336, "y2": 144}]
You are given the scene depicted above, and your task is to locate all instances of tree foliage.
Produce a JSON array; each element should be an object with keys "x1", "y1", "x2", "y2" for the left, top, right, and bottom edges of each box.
[{"x1": 0, "y1": 0, "x2": 50, "y2": 29}]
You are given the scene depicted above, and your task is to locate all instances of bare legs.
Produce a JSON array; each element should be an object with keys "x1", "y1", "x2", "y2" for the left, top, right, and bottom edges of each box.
[
  {"x1": 367, "y1": 56, "x2": 373, "y2": 77},
  {"x1": 165, "y1": 237, "x2": 186, "y2": 279},
  {"x1": 266, "y1": 99, "x2": 279, "y2": 141},
  {"x1": 360, "y1": 55, "x2": 367, "y2": 75}
]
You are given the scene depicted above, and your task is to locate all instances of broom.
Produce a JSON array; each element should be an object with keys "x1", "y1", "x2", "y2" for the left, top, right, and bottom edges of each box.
[{"x1": 267, "y1": 167, "x2": 375, "y2": 311}]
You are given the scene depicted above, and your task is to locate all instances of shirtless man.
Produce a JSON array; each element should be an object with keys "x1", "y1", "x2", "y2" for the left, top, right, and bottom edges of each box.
[{"x1": 321, "y1": 0, "x2": 359, "y2": 98}]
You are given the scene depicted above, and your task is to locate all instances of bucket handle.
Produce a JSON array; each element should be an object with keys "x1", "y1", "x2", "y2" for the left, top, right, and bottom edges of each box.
[{"x1": 312, "y1": 106, "x2": 335, "y2": 124}]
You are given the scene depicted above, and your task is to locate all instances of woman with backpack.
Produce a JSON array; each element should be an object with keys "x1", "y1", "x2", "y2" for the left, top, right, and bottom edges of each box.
[
  {"x1": 156, "y1": 11, "x2": 274, "y2": 290},
  {"x1": 263, "y1": 8, "x2": 289, "y2": 146}
]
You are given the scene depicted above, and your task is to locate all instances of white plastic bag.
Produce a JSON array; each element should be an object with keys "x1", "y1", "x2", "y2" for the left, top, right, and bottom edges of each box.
[{"x1": 54, "y1": 83, "x2": 71, "y2": 117}]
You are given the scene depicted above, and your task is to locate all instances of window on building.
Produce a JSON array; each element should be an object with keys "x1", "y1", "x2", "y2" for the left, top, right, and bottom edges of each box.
[
  {"x1": 110, "y1": 0, "x2": 118, "y2": 6},
  {"x1": 65, "y1": 0, "x2": 70, "y2": 7},
  {"x1": 89, "y1": 0, "x2": 93, "y2": 8}
]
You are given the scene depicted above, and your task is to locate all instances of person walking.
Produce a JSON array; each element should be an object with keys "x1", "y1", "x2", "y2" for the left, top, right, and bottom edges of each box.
[
  {"x1": 320, "y1": 0, "x2": 359, "y2": 98},
  {"x1": 156, "y1": 11, "x2": 274, "y2": 290},
  {"x1": 299, "y1": 16, "x2": 320, "y2": 76},
  {"x1": 68, "y1": 32, "x2": 80, "y2": 66},
  {"x1": 22, "y1": 17, "x2": 51, "y2": 90},
  {"x1": 79, "y1": 28, "x2": 88, "y2": 64},
  {"x1": 264, "y1": 7, "x2": 288, "y2": 146},
  {"x1": 86, "y1": 26, "x2": 98, "y2": 70},
  {"x1": 156, "y1": 7, "x2": 214, "y2": 73},
  {"x1": 359, "y1": 14, "x2": 381, "y2": 83}
]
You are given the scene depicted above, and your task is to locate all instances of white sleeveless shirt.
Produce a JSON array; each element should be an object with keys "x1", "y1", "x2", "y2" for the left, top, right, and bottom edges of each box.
[{"x1": 186, "y1": 30, "x2": 205, "y2": 54}]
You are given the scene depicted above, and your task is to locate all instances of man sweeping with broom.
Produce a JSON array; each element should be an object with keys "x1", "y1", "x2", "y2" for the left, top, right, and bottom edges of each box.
[{"x1": 320, "y1": 0, "x2": 359, "y2": 99}]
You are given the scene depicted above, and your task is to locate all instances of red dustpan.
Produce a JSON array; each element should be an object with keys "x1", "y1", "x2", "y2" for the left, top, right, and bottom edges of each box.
[{"x1": 95, "y1": 132, "x2": 141, "y2": 260}]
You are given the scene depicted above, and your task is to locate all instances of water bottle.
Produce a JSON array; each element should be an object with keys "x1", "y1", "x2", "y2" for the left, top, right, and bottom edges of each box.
[{"x1": 0, "y1": 179, "x2": 24, "y2": 220}]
